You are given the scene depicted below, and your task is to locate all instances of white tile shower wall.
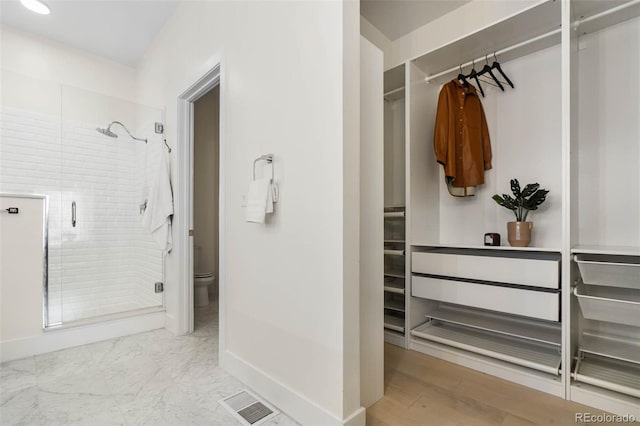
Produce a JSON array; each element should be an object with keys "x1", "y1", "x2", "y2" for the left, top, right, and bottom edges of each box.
[{"x1": 0, "y1": 106, "x2": 163, "y2": 324}]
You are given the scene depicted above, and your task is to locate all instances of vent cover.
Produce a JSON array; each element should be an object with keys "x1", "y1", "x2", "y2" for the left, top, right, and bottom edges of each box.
[{"x1": 219, "y1": 390, "x2": 279, "y2": 426}]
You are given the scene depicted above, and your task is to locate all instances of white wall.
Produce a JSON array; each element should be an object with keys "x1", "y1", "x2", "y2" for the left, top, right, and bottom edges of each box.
[
  {"x1": 135, "y1": 1, "x2": 362, "y2": 424},
  {"x1": 360, "y1": 16, "x2": 392, "y2": 70},
  {"x1": 193, "y1": 87, "x2": 219, "y2": 284},
  {"x1": 0, "y1": 26, "x2": 138, "y2": 103},
  {"x1": 577, "y1": 17, "x2": 640, "y2": 247}
]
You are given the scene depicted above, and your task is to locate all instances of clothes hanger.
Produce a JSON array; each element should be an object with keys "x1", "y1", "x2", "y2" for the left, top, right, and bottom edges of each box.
[
  {"x1": 491, "y1": 52, "x2": 514, "y2": 89},
  {"x1": 478, "y1": 54, "x2": 505, "y2": 91},
  {"x1": 457, "y1": 64, "x2": 469, "y2": 87},
  {"x1": 467, "y1": 59, "x2": 485, "y2": 97}
]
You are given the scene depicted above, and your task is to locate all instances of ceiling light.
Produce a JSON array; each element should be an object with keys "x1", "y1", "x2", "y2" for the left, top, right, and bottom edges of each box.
[{"x1": 20, "y1": 0, "x2": 50, "y2": 15}]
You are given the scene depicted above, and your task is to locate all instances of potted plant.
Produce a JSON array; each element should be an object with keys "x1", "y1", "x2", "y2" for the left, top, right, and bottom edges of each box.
[{"x1": 492, "y1": 179, "x2": 549, "y2": 247}]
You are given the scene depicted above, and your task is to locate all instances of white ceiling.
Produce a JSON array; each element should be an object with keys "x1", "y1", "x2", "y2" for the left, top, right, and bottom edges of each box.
[
  {"x1": 361, "y1": 0, "x2": 472, "y2": 41},
  {"x1": 0, "y1": 0, "x2": 179, "y2": 67}
]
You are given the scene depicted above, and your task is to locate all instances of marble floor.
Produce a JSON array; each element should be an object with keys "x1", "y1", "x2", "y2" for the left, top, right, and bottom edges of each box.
[{"x1": 1, "y1": 305, "x2": 297, "y2": 426}]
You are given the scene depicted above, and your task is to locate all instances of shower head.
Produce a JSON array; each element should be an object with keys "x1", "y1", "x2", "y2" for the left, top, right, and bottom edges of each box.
[
  {"x1": 96, "y1": 127, "x2": 118, "y2": 138},
  {"x1": 95, "y1": 121, "x2": 147, "y2": 143}
]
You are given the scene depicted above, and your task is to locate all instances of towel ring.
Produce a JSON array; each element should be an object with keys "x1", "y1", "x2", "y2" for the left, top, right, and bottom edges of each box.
[
  {"x1": 253, "y1": 154, "x2": 274, "y2": 181},
  {"x1": 253, "y1": 154, "x2": 278, "y2": 203}
]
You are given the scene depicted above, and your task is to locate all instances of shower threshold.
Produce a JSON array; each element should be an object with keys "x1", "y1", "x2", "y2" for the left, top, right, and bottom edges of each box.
[{"x1": 44, "y1": 306, "x2": 165, "y2": 331}]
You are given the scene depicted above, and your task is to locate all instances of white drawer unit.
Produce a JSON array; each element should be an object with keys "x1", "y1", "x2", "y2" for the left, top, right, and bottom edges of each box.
[
  {"x1": 412, "y1": 275, "x2": 560, "y2": 322},
  {"x1": 412, "y1": 251, "x2": 560, "y2": 289}
]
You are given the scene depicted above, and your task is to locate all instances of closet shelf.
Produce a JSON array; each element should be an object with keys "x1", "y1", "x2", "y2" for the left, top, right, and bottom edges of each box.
[
  {"x1": 575, "y1": 254, "x2": 640, "y2": 289},
  {"x1": 413, "y1": 243, "x2": 561, "y2": 254},
  {"x1": 580, "y1": 334, "x2": 640, "y2": 365},
  {"x1": 384, "y1": 239, "x2": 405, "y2": 244},
  {"x1": 574, "y1": 285, "x2": 640, "y2": 327},
  {"x1": 384, "y1": 271, "x2": 405, "y2": 279},
  {"x1": 573, "y1": 0, "x2": 640, "y2": 37},
  {"x1": 572, "y1": 245, "x2": 640, "y2": 257},
  {"x1": 413, "y1": 0, "x2": 560, "y2": 81},
  {"x1": 384, "y1": 211, "x2": 405, "y2": 219},
  {"x1": 384, "y1": 87, "x2": 405, "y2": 101},
  {"x1": 573, "y1": 355, "x2": 640, "y2": 399},
  {"x1": 384, "y1": 280, "x2": 405, "y2": 294},
  {"x1": 384, "y1": 315, "x2": 405, "y2": 333},
  {"x1": 384, "y1": 249, "x2": 405, "y2": 256},
  {"x1": 425, "y1": 306, "x2": 561, "y2": 346},
  {"x1": 384, "y1": 299, "x2": 405, "y2": 312},
  {"x1": 411, "y1": 321, "x2": 561, "y2": 376}
]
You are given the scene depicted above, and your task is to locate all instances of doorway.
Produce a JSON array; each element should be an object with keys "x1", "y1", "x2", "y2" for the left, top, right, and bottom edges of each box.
[
  {"x1": 176, "y1": 61, "x2": 224, "y2": 347},
  {"x1": 192, "y1": 86, "x2": 220, "y2": 333}
]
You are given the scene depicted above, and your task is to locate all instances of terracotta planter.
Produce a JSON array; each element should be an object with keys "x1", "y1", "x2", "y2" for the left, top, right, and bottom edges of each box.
[{"x1": 507, "y1": 221, "x2": 533, "y2": 247}]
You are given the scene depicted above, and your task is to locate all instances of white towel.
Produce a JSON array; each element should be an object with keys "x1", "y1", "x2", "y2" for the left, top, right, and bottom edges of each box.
[
  {"x1": 245, "y1": 178, "x2": 272, "y2": 223},
  {"x1": 142, "y1": 143, "x2": 173, "y2": 251}
]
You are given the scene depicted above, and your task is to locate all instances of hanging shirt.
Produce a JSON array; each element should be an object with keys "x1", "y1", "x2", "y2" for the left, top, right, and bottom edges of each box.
[{"x1": 434, "y1": 79, "x2": 492, "y2": 196}]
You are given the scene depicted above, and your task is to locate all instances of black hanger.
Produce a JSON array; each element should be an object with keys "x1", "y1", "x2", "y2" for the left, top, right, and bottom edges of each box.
[
  {"x1": 468, "y1": 59, "x2": 485, "y2": 97},
  {"x1": 491, "y1": 52, "x2": 514, "y2": 89},
  {"x1": 478, "y1": 54, "x2": 505, "y2": 91}
]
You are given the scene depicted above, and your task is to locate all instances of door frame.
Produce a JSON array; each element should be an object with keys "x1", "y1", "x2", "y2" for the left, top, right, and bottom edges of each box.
[{"x1": 176, "y1": 55, "x2": 225, "y2": 349}]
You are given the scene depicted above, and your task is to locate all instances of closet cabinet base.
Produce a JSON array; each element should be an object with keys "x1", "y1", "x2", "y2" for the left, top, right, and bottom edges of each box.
[
  {"x1": 384, "y1": 330, "x2": 406, "y2": 348},
  {"x1": 571, "y1": 384, "x2": 640, "y2": 419},
  {"x1": 408, "y1": 337, "x2": 564, "y2": 397}
]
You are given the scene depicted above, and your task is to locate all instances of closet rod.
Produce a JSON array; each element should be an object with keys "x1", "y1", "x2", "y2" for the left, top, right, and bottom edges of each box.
[
  {"x1": 572, "y1": 0, "x2": 640, "y2": 29},
  {"x1": 423, "y1": 28, "x2": 561, "y2": 84}
]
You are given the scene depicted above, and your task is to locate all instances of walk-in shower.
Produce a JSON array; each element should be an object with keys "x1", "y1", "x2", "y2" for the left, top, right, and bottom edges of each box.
[{"x1": 0, "y1": 82, "x2": 166, "y2": 328}]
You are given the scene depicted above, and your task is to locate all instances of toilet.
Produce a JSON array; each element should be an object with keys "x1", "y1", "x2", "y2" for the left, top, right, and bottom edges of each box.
[{"x1": 194, "y1": 272, "x2": 215, "y2": 306}]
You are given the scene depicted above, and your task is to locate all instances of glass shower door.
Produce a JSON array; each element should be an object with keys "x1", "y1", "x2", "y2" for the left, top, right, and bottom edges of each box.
[{"x1": 58, "y1": 86, "x2": 164, "y2": 323}]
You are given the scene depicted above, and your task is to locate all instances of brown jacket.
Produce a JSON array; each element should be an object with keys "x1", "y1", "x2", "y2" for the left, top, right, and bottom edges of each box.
[{"x1": 434, "y1": 80, "x2": 492, "y2": 188}]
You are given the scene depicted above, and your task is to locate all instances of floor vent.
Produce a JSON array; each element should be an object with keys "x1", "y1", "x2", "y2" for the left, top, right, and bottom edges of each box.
[{"x1": 219, "y1": 390, "x2": 279, "y2": 426}]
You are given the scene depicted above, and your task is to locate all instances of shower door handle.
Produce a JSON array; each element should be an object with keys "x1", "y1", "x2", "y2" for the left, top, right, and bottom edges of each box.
[{"x1": 71, "y1": 201, "x2": 76, "y2": 227}]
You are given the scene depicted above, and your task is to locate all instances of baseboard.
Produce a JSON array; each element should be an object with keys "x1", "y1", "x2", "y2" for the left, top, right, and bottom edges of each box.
[
  {"x1": 221, "y1": 350, "x2": 365, "y2": 425},
  {"x1": 0, "y1": 310, "x2": 165, "y2": 362},
  {"x1": 571, "y1": 384, "x2": 640, "y2": 419}
]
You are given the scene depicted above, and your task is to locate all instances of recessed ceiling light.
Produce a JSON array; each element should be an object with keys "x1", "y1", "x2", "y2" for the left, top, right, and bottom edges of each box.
[{"x1": 20, "y1": 0, "x2": 50, "y2": 15}]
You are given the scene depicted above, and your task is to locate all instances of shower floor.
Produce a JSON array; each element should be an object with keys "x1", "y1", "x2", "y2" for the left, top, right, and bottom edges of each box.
[{"x1": 0, "y1": 305, "x2": 297, "y2": 425}]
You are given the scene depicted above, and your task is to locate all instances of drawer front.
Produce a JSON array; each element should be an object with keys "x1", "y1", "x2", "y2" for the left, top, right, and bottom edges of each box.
[
  {"x1": 412, "y1": 275, "x2": 559, "y2": 321},
  {"x1": 412, "y1": 252, "x2": 559, "y2": 289}
]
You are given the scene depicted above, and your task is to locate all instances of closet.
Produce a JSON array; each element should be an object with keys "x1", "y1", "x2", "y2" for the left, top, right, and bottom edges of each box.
[
  {"x1": 383, "y1": 64, "x2": 408, "y2": 348},
  {"x1": 378, "y1": 0, "x2": 640, "y2": 417},
  {"x1": 569, "y1": 0, "x2": 640, "y2": 412}
]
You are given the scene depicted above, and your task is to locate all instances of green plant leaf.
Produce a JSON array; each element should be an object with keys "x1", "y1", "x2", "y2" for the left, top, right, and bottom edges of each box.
[
  {"x1": 524, "y1": 189, "x2": 549, "y2": 210},
  {"x1": 492, "y1": 194, "x2": 505, "y2": 206},
  {"x1": 502, "y1": 194, "x2": 518, "y2": 210},
  {"x1": 521, "y1": 183, "x2": 540, "y2": 198},
  {"x1": 510, "y1": 179, "x2": 521, "y2": 197}
]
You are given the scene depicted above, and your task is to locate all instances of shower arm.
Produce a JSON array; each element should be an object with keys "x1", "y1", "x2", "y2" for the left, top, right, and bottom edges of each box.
[{"x1": 108, "y1": 121, "x2": 148, "y2": 143}]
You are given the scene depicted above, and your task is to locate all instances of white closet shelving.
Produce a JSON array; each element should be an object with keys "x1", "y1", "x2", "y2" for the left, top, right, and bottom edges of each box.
[
  {"x1": 567, "y1": 0, "x2": 640, "y2": 415},
  {"x1": 383, "y1": 64, "x2": 408, "y2": 348},
  {"x1": 402, "y1": 0, "x2": 566, "y2": 398},
  {"x1": 373, "y1": 0, "x2": 640, "y2": 415}
]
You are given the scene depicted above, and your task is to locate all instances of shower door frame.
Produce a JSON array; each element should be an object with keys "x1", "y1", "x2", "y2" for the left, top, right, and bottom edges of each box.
[{"x1": 176, "y1": 56, "x2": 225, "y2": 348}]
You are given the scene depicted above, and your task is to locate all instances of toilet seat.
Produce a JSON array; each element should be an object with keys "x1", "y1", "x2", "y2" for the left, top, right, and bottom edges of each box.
[{"x1": 194, "y1": 272, "x2": 214, "y2": 279}]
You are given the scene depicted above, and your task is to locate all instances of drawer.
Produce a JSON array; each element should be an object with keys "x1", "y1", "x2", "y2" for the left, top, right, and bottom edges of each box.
[
  {"x1": 412, "y1": 275, "x2": 560, "y2": 321},
  {"x1": 412, "y1": 252, "x2": 559, "y2": 289}
]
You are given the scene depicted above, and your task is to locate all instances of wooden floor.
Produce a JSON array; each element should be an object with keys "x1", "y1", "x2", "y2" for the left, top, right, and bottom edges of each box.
[{"x1": 367, "y1": 344, "x2": 616, "y2": 426}]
